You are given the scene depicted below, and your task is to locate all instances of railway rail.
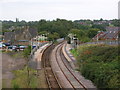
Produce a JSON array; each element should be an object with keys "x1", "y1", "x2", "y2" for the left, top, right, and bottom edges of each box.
[
  {"x1": 41, "y1": 44, "x2": 61, "y2": 89},
  {"x1": 55, "y1": 42, "x2": 87, "y2": 90},
  {"x1": 41, "y1": 41, "x2": 88, "y2": 89}
]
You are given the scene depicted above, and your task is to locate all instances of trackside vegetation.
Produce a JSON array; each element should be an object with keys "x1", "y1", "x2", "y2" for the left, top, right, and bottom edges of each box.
[
  {"x1": 71, "y1": 44, "x2": 120, "y2": 88},
  {"x1": 12, "y1": 66, "x2": 38, "y2": 88},
  {"x1": 12, "y1": 46, "x2": 37, "y2": 88}
]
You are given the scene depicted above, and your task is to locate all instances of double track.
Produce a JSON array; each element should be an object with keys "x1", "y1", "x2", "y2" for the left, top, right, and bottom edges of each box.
[
  {"x1": 55, "y1": 42, "x2": 87, "y2": 89},
  {"x1": 42, "y1": 42, "x2": 87, "y2": 89}
]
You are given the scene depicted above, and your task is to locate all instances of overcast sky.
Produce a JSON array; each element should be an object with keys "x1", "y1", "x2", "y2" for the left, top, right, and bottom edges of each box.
[{"x1": 0, "y1": 0, "x2": 119, "y2": 21}]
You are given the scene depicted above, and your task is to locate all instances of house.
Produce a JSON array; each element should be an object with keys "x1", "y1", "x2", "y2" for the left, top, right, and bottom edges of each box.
[
  {"x1": 102, "y1": 27, "x2": 120, "y2": 40},
  {"x1": 92, "y1": 31, "x2": 105, "y2": 41},
  {"x1": 93, "y1": 20, "x2": 112, "y2": 25},
  {"x1": 92, "y1": 26, "x2": 120, "y2": 41},
  {"x1": 0, "y1": 35, "x2": 3, "y2": 41},
  {"x1": 4, "y1": 26, "x2": 38, "y2": 45},
  {"x1": 4, "y1": 32, "x2": 15, "y2": 44}
]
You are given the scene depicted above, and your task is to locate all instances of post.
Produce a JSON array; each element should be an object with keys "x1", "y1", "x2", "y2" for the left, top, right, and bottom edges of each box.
[
  {"x1": 31, "y1": 38, "x2": 32, "y2": 51},
  {"x1": 97, "y1": 34, "x2": 98, "y2": 44},
  {"x1": 97, "y1": 31, "x2": 101, "y2": 44}
]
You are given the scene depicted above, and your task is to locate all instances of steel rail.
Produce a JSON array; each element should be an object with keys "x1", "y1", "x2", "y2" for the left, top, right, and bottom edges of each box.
[
  {"x1": 60, "y1": 45, "x2": 87, "y2": 90},
  {"x1": 55, "y1": 42, "x2": 87, "y2": 89},
  {"x1": 55, "y1": 43, "x2": 76, "y2": 89},
  {"x1": 41, "y1": 44, "x2": 61, "y2": 89}
]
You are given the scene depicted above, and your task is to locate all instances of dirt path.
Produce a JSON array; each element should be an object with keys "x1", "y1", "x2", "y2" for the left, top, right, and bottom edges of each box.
[{"x1": 2, "y1": 53, "x2": 27, "y2": 88}]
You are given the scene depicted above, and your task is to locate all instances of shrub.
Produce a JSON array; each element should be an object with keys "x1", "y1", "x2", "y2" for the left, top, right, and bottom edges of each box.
[{"x1": 74, "y1": 45, "x2": 120, "y2": 88}]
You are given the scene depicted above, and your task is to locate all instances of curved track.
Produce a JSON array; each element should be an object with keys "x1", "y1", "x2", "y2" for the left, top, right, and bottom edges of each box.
[
  {"x1": 41, "y1": 44, "x2": 61, "y2": 89},
  {"x1": 55, "y1": 42, "x2": 87, "y2": 90},
  {"x1": 41, "y1": 42, "x2": 87, "y2": 89}
]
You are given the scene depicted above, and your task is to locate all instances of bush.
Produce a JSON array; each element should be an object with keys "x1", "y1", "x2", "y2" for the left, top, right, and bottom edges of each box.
[
  {"x1": 74, "y1": 45, "x2": 120, "y2": 88},
  {"x1": 23, "y1": 45, "x2": 31, "y2": 58},
  {"x1": 12, "y1": 66, "x2": 38, "y2": 88}
]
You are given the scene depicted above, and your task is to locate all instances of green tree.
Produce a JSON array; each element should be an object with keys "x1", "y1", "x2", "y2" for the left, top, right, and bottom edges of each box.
[
  {"x1": 48, "y1": 32, "x2": 59, "y2": 41},
  {"x1": 38, "y1": 31, "x2": 48, "y2": 35},
  {"x1": 87, "y1": 28, "x2": 100, "y2": 38},
  {"x1": 69, "y1": 29, "x2": 90, "y2": 42},
  {"x1": 23, "y1": 45, "x2": 31, "y2": 58}
]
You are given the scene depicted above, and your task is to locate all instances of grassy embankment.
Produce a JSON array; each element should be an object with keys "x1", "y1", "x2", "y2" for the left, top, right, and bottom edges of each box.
[
  {"x1": 12, "y1": 66, "x2": 38, "y2": 88},
  {"x1": 71, "y1": 44, "x2": 120, "y2": 88},
  {"x1": 11, "y1": 46, "x2": 48, "y2": 88},
  {"x1": 11, "y1": 46, "x2": 38, "y2": 88}
]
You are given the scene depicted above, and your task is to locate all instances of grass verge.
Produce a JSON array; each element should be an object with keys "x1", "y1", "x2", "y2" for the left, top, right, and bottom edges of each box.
[{"x1": 12, "y1": 66, "x2": 38, "y2": 88}]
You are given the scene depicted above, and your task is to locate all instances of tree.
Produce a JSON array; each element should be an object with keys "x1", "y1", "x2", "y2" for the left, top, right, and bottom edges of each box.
[
  {"x1": 38, "y1": 31, "x2": 48, "y2": 35},
  {"x1": 69, "y1": 29, "x2": 87, "y2": 42},
  {"x1": 23, "y1": 45, "x2": 31, "y2": 58},
  {"x1": 22, "y1": 45, "x2": 31, "y2": 86},
  {"x1": 48, "y1": 32, "x2": 60, "y2": 41},
  {"x1": 92, "y1": 24, "x2": 106, "y2": 31},
  {"x1": 111, "y1": 19, "x2": 120, "y2": 27},
  {"x1": 87, "y1": 28, "x2": 100, "y2": 38}
]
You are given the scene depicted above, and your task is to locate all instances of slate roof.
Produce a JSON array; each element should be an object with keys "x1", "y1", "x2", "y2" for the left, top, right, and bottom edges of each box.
[
  {"x1": 4, "y1": 26, "x2": 38, "y2": 43},
  {"x1": 92, "y1": 26, "x2": 120, "y2": 41},
  {"x1": 92, "y1": 32, "x2": 105, "y2": 40},
  {"x1": 4, "y1": 32, "x2": 15, "y2": 42},
  {"x1": 28, "y1": 28, "x2": 37, "y2": 38},
  {"x1": 103, "y1": 31, "x2": 118, "y2": 39}
]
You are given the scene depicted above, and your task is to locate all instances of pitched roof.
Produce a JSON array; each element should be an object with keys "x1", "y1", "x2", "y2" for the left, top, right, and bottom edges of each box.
[
  {"x1": 28, "y1": 28, "x2": 37, "y2": 38},
  {"x1": 4, "y1": 32, "x2": 15, "y2": 41},
  {"x1": 4, "y1": 26, "x2": 38, "y2": 43},
  {"x1": 92, "y1": 32, "x2": 104, "y2": 40},
  {"x1": 92, "y1": 27, "x2": 120, "y2": 40},
  {"x1": 103, "y1": 31, "x2": 118, "y2": 39}
]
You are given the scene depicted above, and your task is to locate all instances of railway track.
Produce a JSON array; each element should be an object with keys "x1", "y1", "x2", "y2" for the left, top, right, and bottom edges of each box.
[
  {"x1": 41, "y1": 44, "x2": 61, "y2": 89},
  {"x1": 55, "y1": 42, "x2": 87, "y2": 90},
  {"x1": 41, "y1": 41, "x2": 87, "y2": 89}
]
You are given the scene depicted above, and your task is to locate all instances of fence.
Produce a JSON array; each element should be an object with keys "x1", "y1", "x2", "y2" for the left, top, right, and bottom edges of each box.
[{"x1": 79, "y1": 40, "x2": 120, "y2": 46}]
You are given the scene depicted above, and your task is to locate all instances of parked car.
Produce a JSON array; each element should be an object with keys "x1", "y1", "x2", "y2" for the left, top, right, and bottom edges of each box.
[
  {"x1": 0, "y1": 43, "x2": 6, "y2": 50},
  {"x1": 19, "y1": 45, "x2": 27, "y2": 50},
  {"x1": 3, "y1": 43, "x2": 10, "y2": 46}
]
